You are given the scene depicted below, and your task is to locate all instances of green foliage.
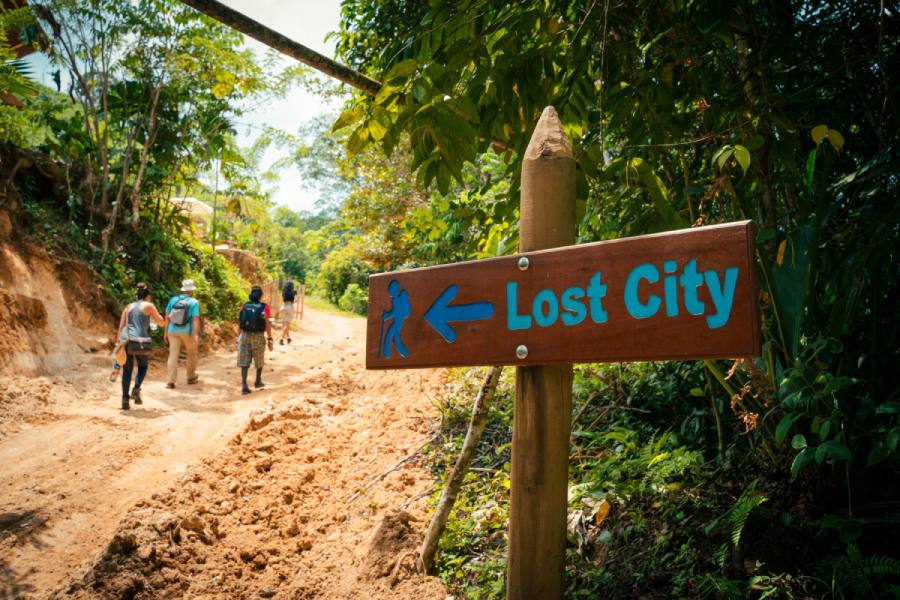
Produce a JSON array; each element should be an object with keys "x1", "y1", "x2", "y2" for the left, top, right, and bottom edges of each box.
[
  {"x1": 181, "y1": 248, "x2": 245, "y2": 325},
  {"x1": 403, "y1": 151, "x2": 514, "y2": 263},
  {"x1": 337, "y1": 282, "x2": 368, "y2": 315},
  {"x1": 10, "y1": 0, "x2": 307, "y2": 252},
  {"x1": 335, "y1": 0, "x2": 900, "y2": 473},
  {"x1": 571, "y1": 428, "x2": 705, "y2": 503},
  {"x1": 16, "y1": 175, "x2": 246, "y2": 323},
  {"x1": 423, "y1": 359, "x2": 900, "y2": 599},
  {"x1": 315, "y1": 244, "x2": 372, "y2": 305},
  {"x1": 333, "y1": 4, "x2": 900, "y2": 596},
  {"x1": 0, "y1": 8, "x2": 36, "y2": 94},
  {"x1": 0, "y1": 8, "x2": 39, "y2": 146},
  {"x1": 425, "y1": 368, "x2": 515, "y2": 597},
  {"x1": 815, "y1": 543, "x2": 900, "y2": 600},
  {"x1": 707, "y1": 482, "x2": 768, "y2": 568}
]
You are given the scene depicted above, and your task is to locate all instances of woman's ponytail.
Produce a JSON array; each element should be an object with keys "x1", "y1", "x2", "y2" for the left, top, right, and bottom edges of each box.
[{"x1": 135, "y1": 282, "x2": 151, "y2": 300}]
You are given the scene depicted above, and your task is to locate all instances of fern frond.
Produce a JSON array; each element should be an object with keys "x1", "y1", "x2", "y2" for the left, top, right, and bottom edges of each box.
[
  {"x1": 715, "y1": 542, "x2": 729, "y2": 568},
  {"x1": 728, "y1": 494, "x2": 768, "y2": 547},
  {"x1": 864, "y1": 555, "x2": 900, "y2": 577}
]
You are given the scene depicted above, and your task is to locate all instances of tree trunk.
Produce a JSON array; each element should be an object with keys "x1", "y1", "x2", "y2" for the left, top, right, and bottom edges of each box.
[
  {"x1": 418, "y1": 366, "x2": 502, "y2": 573},
  {"x1": 130, "y1": 83, "x2": 164, "y2": 229},
  {"x1": 100, "y1": 124, "x2": 140, "y2": 249}
]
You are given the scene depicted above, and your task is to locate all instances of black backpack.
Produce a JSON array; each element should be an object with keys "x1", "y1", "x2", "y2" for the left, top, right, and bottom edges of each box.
[{"x1": 239, "y1": 301, "x2": 267, "y2": 332}]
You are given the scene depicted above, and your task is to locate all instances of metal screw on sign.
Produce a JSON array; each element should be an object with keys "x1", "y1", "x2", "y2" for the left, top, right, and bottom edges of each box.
[
  {"x1": 516, "y1": 345, "x2": 528, "y2": 359},
  {"x1": 517, "y1": 256, "x2": 530, "y2": 271}
]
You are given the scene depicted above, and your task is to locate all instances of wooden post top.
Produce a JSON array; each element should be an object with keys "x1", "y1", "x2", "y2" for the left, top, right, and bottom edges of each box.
[{"x1": 524, "y1": 106, "x2": 572, "y2": 161}]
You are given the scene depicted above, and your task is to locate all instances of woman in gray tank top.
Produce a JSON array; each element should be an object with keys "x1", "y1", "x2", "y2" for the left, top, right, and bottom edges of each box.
[{"x1": 115, "y1": 283, "x2": 165, "y2": 410}]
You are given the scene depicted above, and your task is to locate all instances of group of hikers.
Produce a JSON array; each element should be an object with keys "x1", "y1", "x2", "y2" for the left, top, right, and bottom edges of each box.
[{"x1": 110, "y1": 279, "x2": 300, "y2": 410}]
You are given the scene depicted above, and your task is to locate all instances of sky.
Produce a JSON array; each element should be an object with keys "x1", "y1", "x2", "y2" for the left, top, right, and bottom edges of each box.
[
  {"x1": 22, "y1": 0, "x2": 346, "y2": 214},
  {"x1": 223, "y1": 0, "x2": 346, "y2": 213}
]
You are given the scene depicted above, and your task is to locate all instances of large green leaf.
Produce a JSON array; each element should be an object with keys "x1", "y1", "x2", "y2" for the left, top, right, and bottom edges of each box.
[
  {"x1": 627, "y1": 158, "x2": 686, "y2": 229},
  {"x1": 733, "y1": 144, "x2": 751, "y2": 175},
  {"x1": 776, "y1": 413, "x2": 800, "y2": 444},
  {"x1": 331, "y1": 107, "x2": 364, "y2": 132},
  {"x1": 771, "y1": 225, "x2": 816, "y2": 358}
]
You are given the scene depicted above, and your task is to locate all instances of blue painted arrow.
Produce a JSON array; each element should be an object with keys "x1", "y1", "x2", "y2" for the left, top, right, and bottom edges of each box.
[{"x1": 424, "y1": 285, "x2": 495, "y2": 343}]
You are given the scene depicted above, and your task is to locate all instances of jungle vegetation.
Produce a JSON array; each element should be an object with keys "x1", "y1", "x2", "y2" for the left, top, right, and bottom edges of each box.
[{"x1": 1, "y1": 0, "x2": 898, "y2": 597}]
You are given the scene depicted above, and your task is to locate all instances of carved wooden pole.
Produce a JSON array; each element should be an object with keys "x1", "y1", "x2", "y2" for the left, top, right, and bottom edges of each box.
[{"x1": 507, "y1": 106, "x2": 576, "y2": 599}]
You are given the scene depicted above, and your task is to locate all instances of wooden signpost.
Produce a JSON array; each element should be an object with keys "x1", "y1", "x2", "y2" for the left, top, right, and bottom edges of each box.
[
  {"x1": 365, "y1": 221, "x2": 760, "y2": 370},
  {"x1": 365, "y1": 107, "x2": 760, "y2": 599}
]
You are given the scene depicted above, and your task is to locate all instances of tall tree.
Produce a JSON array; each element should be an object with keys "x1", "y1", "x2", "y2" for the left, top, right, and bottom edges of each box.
[{"x1": 32, "y1": 0, "x2": 272, "y2": 247}]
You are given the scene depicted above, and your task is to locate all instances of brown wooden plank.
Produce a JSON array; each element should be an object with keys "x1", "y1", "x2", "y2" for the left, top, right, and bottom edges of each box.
[{"x1": 366, "y1": 220, "x2": 761, "y2": 369}]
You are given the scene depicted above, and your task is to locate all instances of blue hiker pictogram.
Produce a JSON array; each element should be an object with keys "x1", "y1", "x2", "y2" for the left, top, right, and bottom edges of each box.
[{"x1": 379, "y1": 279, "x2": 411, "y2": 358}]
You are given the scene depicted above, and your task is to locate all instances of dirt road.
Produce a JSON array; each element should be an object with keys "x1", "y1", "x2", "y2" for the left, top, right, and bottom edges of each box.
[{"x1": 0, "y1": 307, "x2": 448, "y2": 599}]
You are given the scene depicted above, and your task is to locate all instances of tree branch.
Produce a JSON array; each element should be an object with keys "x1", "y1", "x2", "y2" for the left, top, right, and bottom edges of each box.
[
  {"x1": 178, "y1": 0, "x2": 382, "y2": 96},
  {"x1": 419, "y1": 366, "x2": 503, "y2": 573}
]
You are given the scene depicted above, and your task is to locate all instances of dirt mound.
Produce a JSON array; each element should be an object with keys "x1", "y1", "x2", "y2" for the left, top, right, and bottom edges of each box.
[
  {"x1": 217, "y1": 247, "x2": 268, "y2": 282},
  {"x1": 201, "y1": 319, "x2": 239, "y2": 353},
  {"x1": 0, "y1": 375, "x2": 101, "y2": 441},
  {"x1": 0, "y1": 287, "x2": 48, "y2": 364},
  {"x1": 361, "y1": 511, "x2": 423, "y2": 583},
  {"x1": 58, "y1": 362, "x2": 448, "y2": 600},
  {"x1": 0, "y1": 240, "x2": 116, "y2": 375}
]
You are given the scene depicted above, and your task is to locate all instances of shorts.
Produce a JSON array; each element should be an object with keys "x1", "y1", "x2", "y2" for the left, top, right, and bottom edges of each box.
[
  {"x1": 281, "y1": 303, "x2": 295, "y2": 324},
  {"x1": 237, "y1": 331, "x2": 266, "y2": 368}
]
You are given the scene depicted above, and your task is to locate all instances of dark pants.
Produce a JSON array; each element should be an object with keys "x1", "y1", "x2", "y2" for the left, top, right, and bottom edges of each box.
[{"x1": 122, "y1": 352, "x2": 149, "y2": 399}]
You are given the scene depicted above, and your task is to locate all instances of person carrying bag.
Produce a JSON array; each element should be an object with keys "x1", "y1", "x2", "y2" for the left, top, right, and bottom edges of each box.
[
  {"x1": 115, "y1": 283, "x2": 165, "y2": 410},
  {"x1": 164, "y1": 279, "x2": 201, "y2": 388},
  {"x1": 237, "y1": 285, "x2": 274, "y2": 394}
]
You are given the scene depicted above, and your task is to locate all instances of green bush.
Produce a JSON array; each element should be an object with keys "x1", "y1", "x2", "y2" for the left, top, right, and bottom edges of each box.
[
  {"x1": 110, "y1": 221, "x2": 246, "y2": 325},
  {"x1": 315, "y1": 244, "x2": 371, "y2": 305},
  {"x1": 337, "y1": 282, "x2": 368, "y2": 315},
  {"x1": 18, "y1": 189, "x2": 247, "y2": 326},
  {"x1": 184, "y1": 258, "x2": 245, "y2": 324}
]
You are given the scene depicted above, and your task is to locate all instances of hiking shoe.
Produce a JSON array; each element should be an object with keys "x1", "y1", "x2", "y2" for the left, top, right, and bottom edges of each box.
[
  {"x1": 287, "y1": 338, "x2": 292, "y2": 344},
  {"x1": 242, "y1": 384, "x2": 251, "y2": 395},
  {"x1": 254, "y1": 380, "x2": 265, "y2": 389},
  {"x1": 109, "y1": 368, "x2": 119, "y2": 382},
  {"x1": 279, "y1": 339, "x2": 284, "y2": 346},
  {"x1": 121, "y1": 398, "x2": 130, "y2": 410},
  {"x1": 187, "y1": 376, "x2": 199, "y2": 385},
  {"x1": 131, "y1": 388, "x2": 142, "y2": 405},
  {"x1": 165, "y1": 382, "x2": 175, "y2": 389}
]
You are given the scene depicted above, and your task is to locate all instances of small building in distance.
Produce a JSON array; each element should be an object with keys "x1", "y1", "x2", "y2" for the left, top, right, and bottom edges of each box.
[{"x1": 170, "y1": 196, "x2": 213, "y2": 237}]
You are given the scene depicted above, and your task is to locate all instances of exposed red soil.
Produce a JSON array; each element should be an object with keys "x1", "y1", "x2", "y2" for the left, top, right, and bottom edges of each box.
[{"x1": 0, "y1": 243, "x2": 450, "y2": 599}]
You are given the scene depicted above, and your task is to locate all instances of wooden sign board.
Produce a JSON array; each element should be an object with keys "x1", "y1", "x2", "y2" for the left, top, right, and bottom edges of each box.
[{"x1": 366, "y1": 221, "x2": 760, "y2": 369}]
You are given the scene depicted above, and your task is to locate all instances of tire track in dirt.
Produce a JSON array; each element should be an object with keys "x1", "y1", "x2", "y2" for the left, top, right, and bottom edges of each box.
[{"x1": 1, "y1": 308, "x2": 449, "y2": 599}]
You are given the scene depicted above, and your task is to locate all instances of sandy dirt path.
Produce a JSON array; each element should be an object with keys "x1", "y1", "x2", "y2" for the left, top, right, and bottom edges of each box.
[{"x1": 0, "y1": 307, "x2": 448, "y2": 599}]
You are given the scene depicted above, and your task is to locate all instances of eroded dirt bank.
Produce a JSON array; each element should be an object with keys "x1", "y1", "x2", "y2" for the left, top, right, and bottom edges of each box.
[{"x1": 1, "y1": 307, "x2": 449, "y2": 599}]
